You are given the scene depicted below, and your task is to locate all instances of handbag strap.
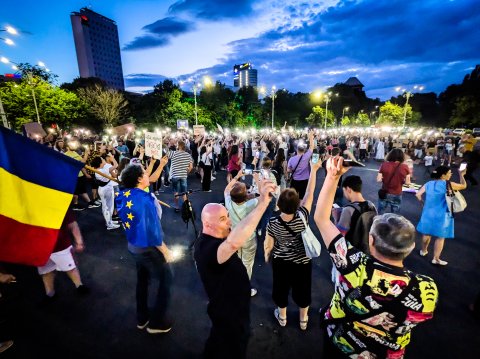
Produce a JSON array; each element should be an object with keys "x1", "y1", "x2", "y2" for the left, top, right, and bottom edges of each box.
[
  {"x1": 382, "y1": 162, "x2": 402, "y2": 190},
  {"x1": 290, "y1": 154, "x2": 305, "y2": 179},
  {"x1": 277, "y1": 214, "x2": 301, "y2": 238},
  {"x1": 298, "y1": 211, "x2": 309, "y2": 229}
]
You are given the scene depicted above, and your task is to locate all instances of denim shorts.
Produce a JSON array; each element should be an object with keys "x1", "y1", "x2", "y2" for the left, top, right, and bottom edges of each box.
[{"x1": 171, "y1": 177, "x2": 187, "y2": 194}]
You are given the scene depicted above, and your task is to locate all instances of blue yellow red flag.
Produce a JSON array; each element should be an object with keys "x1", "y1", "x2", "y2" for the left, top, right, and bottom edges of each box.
[{"x1": 0, "y1": 126, "x2": 84, "y2": 266}]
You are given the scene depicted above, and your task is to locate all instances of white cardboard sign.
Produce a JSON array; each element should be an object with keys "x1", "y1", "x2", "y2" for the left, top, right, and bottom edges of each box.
[{"x1": 145, "y1": 132, "x2": 163, "y2": 159}]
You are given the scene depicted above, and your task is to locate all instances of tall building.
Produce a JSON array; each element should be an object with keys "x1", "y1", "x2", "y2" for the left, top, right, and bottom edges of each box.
[
  {"x1": 70, "y1": 8, "x2": 124, "y2": 90},
  {"x1": 233, "y1": 63, "x2": 257, "y2": 88}
]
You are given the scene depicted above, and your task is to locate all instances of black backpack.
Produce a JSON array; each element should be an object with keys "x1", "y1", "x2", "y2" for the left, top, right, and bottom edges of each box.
[{"x1": 345, "y1": 201, "x2": 377, "y2": 254}]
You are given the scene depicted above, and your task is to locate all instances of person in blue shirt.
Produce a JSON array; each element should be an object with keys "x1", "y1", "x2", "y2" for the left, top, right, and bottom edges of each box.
[
  {"x1": 115, "y1": 159, "x2": 174, "y2": 334},
  {"x1": 116, "y1": 139, "x2": 130, "y2": 160}
]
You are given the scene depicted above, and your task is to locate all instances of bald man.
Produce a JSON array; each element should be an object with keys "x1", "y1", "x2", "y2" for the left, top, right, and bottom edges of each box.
[{"x1": 194, "y1": 178, "x2": 276, "y2": 359}]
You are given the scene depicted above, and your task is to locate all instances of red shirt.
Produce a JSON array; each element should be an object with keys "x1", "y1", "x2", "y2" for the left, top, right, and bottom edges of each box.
[
  {"x1": 228, "y1": 154, "x2": 241, "y2": 172},
  {"x1": 379, "y1": 162, "x2": 410, "y2": 195},
  {"x1": 53, "y1": 210, "x2": 75, "y2": 253}
]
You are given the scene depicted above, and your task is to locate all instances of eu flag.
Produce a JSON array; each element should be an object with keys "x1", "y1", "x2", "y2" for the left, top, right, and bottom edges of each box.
[{"x1": 115, "y1": 188, "x2": 164, "y2": 247}]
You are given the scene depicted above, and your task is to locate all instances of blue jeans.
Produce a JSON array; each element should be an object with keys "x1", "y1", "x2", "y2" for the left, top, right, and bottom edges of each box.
[
  {"x1": 378, "y1": 193, "x2": 402, "y2": 214},
  {"x1": 171, "y1": 177, "x2": 187, "y2": 194},
  {"x1": 130, "y1": 248, "x2": 173, "y2": 327}
]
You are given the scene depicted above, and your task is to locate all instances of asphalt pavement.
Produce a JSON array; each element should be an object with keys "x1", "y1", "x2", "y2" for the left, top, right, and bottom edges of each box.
[{"x1": 2, "y1": 160, "x2": 480, "y2": 359}]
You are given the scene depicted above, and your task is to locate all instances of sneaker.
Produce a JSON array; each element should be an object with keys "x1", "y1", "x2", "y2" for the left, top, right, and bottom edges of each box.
[
  {"x1": 94, "y1": 199, "x2": 102, "y2": 205},
  {"x1": 274, "y1": 308, "x2": 287, "y2": 327},
  {"x1": 72, "y1": 204, "x2": 85, "y2": 211},
  {"x1": 147, "y1": 324, "x2": 172, "y2": 334},
  {"x1": 432, "y1": 258, "x2": 448, "y2": 266},
  {"x1": 251, "y1": 288, "x2": 258, "y2": 297},
  {"x1": 154, "y1": 191, "x2": 160, "y2": 195},
  {"x1": 211, "y1": 176, "x2": 216, "y2": 180},
  {"x1": 88, "y1": 201, "x2": 100, "y2": 208},
  {"x1": 107, "y1": 223, "x2": 121, "y2": 230},
  {"x1": 76, "y1": 285, "x2": 90, "y2": 296},
  {"x1": 419, "y1": 250, "x2": 428, "y2": 257},
  {"x1": 203, "y1": 190, "x2": 212, "y2": 193},
  {"x1": 0, "y1": 340, "x2": 14, "y2": 354},
  {"x1": 300, "y1": 316, "x2": 309, "y2": 331},
  {"x1": 137, "y1": 320, "x2": 149, "y2": 330}
]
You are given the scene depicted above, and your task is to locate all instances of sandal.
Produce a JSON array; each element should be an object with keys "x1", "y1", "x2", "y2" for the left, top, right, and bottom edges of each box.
[
  {"x1": 274, "y1": 308, "x2": 287, "y2": 327},
  {"x1": 300, "y1": 316, "x2": 309, "y2": 331}
]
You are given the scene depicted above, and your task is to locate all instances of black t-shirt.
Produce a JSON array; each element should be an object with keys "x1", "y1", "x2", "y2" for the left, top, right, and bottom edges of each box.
[{"x1": 194, "y1": 233, "x2": 251, "y2": 321}]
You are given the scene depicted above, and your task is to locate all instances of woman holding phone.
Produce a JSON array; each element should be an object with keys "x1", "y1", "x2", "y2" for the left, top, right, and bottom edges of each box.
[{"x1": 416, "y1": 165, "x2": 467, "y2": 265}]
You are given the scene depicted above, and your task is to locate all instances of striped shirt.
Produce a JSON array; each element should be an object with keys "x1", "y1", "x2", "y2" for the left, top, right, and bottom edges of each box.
[
  {"x1": 267, "y1": 206, "x2": 310, "y2": 264},
  {"x1": 168, "y1": 150, "x2": 193, "y2": 179}
]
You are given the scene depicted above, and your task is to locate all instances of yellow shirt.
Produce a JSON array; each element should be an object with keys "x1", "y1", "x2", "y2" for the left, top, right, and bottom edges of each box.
[
  {"x1": 65, "y1": 150, "x2": 84, "y2": 177},
  {"x1": 464, "y1": 138, "x2": 477, "y2": 152}
]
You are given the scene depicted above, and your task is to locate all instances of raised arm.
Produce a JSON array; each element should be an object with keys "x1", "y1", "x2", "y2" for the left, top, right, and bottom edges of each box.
[
  {"x1": 313, "y1": 157, "x2": 350, "y2": 248},
  {"x1": 149, "y1": 156, "x2": 168, "y2": 183},
  {"x1": 300, "y1": 160, "x2": 322, "y2": 212},
  {"x1": 450, "y1": 169, "x2": 467, "y2": 191},
  {"x1": 217, "y1": 178, "x2": 276, "y2": 264},
  {"x1": 308, "y1": 130, "x2": 315, "y2": 152},
  {"x1": 224, "y1": 170, "x2": 245, "y2": 197}
]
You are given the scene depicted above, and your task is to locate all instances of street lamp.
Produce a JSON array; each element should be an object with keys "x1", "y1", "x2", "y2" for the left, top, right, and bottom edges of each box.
[
  {"x1": 270, "y1": 86, "x2": 277, "y2": 129},
  {"x1": 342, "y1": 106, "x2": 349, "y2": 125},
  {"x1": 323, "y1": 92, "x2": 338, "y2": 130},
  {"x1": 396, "y1": 85, "x2": 424, "y2": 128},
  {"x1": 0, "y1": 57, "x2": 48, "y2": 124},
  {"x1": 1, "y1": 26, "x2": 18, "y2": 46}
]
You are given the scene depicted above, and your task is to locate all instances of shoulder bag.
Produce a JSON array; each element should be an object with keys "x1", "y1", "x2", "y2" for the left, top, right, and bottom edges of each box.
[
  {"x1": 446, "y1": 181, "x2": 467, "y2": 215},
  {"x1": 278, "y1": 210, "x2": 321, "y2": 259}
]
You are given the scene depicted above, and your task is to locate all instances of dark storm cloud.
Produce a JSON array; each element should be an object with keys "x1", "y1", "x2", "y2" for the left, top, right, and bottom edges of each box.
[
  {"x1": 168, "y1": 0, "x2": 255, "y2": 20},
  {"x1": 123, "y1": 17, "x2": 195, "y2": 51},
  {"x1": 199, "y1": 0, "x2": 480, "y2": 97}
]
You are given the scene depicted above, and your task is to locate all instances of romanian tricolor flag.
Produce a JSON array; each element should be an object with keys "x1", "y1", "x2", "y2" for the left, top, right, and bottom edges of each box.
[{"x1": 0, "y1": 126, "x2": 84, "y2": 266}]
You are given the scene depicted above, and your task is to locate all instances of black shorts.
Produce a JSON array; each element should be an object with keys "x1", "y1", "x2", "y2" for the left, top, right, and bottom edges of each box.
[
  {"x1": 290, "y1": 179, "x2": 309, "y2": 199},
  {"x1": 272, "y1": 257, "x2": 311, "y2": 308},
  {"x1": 74, "y1": 176, "x2": 87, "y2": 195}
]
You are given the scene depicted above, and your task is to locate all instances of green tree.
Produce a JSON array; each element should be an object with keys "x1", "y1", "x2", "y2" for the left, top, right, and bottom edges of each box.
[
  {"x1": 354, "y1": 112, "x2": 371, "y2": 126},
  {"x1": 0, "y1": 80, "x2": 86, "y2": 130},
  {"x1": 341, "y1": 115, "x2": 351, "y2": 126},
  {"x1": 305, "y1": 106, "x2": 335, "y2": 128},
  {"x1": 77, "y1": 84, "x2": 129, "y2": 126},
  {"x1": 450, "y1": 96, "x2": 480, "y2": 127},
  {"x1": 14, "y1": 63, "x2": 58, "y2": 84}
]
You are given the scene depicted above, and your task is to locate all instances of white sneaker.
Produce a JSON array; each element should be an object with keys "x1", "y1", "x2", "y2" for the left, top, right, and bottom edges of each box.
[
  {"x1": 107, "y1": 223, "x2": 120, "y2": 230},
  {"x1": 251, "y1": 288, "x2": 257, "y2": 297},
  {"x1": 419, "y1": 250, "x2": 428, "y2": 257},
  {"x1": 432, "y1": 258, "x2": 448, "y2": 266}
]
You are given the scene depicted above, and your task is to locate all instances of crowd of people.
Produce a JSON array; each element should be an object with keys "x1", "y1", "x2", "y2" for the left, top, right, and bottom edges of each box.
[{"x1": 1, "y1": 124, "x2": 479, "y2": 357}]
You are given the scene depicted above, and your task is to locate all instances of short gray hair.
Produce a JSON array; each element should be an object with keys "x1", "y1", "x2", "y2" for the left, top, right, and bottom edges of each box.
[{"x1": 369, "y1": 213, "x2": 415, "y2": 260}]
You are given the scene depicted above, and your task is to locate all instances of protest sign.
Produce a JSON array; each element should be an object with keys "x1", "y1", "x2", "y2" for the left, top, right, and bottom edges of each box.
[
  {"x1": 177, "y1": 119, "x2": 188, "y2": 130},
  {"x1": 144, "y1": 132, "x2": 162, "y2": 159},
  {"x1": 193, "y1": 125, "x2": 205, "y2": 136}
]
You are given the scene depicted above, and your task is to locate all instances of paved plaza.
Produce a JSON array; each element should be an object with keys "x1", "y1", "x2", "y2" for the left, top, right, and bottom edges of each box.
[{"x1": 2, "y1": 161, "x2": 480, "y2": 359}]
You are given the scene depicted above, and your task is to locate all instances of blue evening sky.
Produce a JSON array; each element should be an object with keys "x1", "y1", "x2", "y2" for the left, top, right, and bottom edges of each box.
[{"x1": 1, "y1": 0, "x2": 479, "y2": 99}]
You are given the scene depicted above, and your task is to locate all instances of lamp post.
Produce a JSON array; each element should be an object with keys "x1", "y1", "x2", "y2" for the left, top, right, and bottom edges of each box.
[
  {"x1": 396, "y1": 85, "x2": 424, "y2": 128},
  {"x1": 342, "y1": 106, "x2": 349, "y2": 126},
  {"x1": 193, "y1": 82, "x2": 200, "y2": 125},
  {"x1": 323, "y1": 92, "x2": 338, "y2": 130},
  {"x1": 271, "y1": 86, "x2": 277, "y2": 129},
  {"x1": 1, "y1": 57, "x2": 48, "y2": 124}
]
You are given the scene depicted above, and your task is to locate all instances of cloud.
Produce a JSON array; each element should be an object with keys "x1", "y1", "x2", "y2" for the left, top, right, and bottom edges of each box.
[
  {"x1": 168, "y1": 0, "x2": 256, "y2": 20},
  {"x1": 124, "y1": 73, "x2": 170, "y2": 88},
  {"x1": 185, "y1": 0, "x2": 480, "y2": 98},
  {"x1": 124, "y1": 0, "x2": 480, "y2": 99},
  {"x1": 123, "y1": 17, "x2": 195, "y2": 51}
]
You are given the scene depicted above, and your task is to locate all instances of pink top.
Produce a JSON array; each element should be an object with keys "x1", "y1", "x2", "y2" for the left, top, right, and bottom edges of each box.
[{"x1": 228, "y1": 154, "x2": 241, "y2": 172}]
